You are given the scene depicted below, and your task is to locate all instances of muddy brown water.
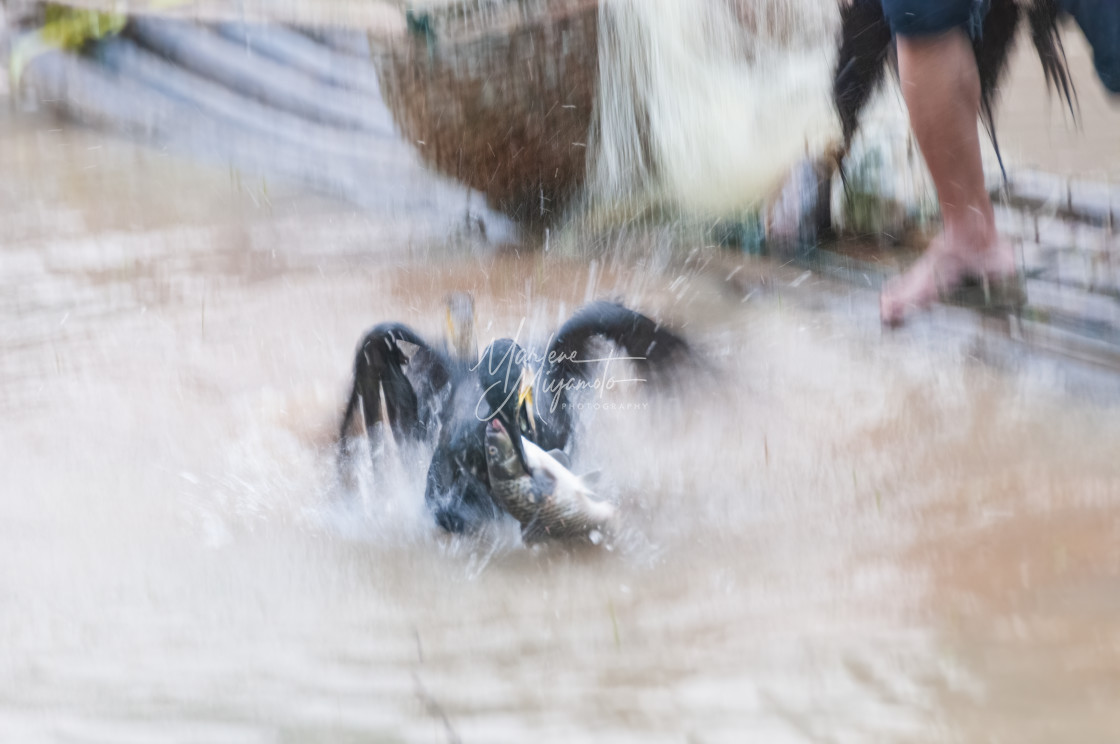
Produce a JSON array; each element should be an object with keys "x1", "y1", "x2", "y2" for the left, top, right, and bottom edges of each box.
[{"x1": 3, "y1": 26, "x2": 1120, "y2": 743}]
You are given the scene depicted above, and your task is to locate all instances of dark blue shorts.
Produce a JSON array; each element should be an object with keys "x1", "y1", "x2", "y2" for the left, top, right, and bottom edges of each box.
[
  {"x1": 880, "y1": 0, "x2": 988, "y2": 39},
  {"x1": 1060, "y1": 0, "x2": 1120, "y2": 93},
  {"x1": 881, "y1": 0, "x2": 1118, "y2": 94}
]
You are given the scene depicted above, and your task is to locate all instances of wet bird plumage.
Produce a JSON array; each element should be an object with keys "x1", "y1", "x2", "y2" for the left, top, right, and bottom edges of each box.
[
  {"x1": 338, "y1": 297, "x2": 689, "y2": 535},
  {"x1": 337, "y1": 322, "x2": 447, "y2": 445},
  {"x1": 423, "y1": 337, "x2": 537, "y2": 533}
]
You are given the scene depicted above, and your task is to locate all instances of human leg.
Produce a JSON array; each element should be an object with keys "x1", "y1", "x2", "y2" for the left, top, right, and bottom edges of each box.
[{"x1": 878, "y1": 1, "x2": 1015, "y2": 325}]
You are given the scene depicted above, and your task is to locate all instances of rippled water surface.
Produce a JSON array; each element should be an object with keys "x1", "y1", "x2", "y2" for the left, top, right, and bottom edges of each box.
[{"x1": 3, "y1": 35, "x2": 1120, "y2": 743}]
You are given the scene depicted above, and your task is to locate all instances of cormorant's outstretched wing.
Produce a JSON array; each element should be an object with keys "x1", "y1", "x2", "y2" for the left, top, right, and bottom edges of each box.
[
  {"x1": 832, "y1": 0, "x2": 893, "y2": 166},
  {"x1": 1026, "y1": 0, "x2": 1076, "y2": 118},
  {"x1": 536, "y1": 301, "x2": 689, "y2": 450},
  {"x1": 973, "y1": 0, "x2": 1023, "y2": 180},
  {"x1": 338, "y1": 322, "x2": 452, "y2": 446}
]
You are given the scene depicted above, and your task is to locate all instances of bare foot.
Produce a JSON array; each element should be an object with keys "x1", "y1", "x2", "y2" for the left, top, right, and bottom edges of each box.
[{"x1": 880, "y1": 234, "x2": 1016, "y2": 327}]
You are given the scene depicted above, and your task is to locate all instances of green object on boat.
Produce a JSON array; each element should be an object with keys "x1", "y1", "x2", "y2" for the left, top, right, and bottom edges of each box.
[
  {"x1": 739, "y1": 212, "x2": 766, "y2": 255},
  {"x1": 10, "y1": 4, "x2": 127, "y2": 86}
]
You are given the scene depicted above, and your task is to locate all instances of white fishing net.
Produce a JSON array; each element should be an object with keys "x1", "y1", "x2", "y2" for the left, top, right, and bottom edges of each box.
[{"x1": 588, "y1": 0, "x2": 842, "y2": 220}]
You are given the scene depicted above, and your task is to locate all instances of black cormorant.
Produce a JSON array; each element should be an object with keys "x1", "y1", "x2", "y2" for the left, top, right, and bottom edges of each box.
[{"x1": 337, "y1": 297, "x2": 689, "y2": 533}]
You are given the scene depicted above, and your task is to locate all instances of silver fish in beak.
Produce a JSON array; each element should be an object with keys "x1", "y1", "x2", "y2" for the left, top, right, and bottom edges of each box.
[{"x1": 484, "y1": 419, "x2": 617, "y2": 544}]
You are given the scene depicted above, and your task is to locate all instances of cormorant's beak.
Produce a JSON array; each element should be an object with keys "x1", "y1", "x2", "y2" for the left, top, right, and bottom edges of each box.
[
  {"x1": 517, "y1": 371, "x2": 538, "y2": 441},
  {"x1": 498, "y1": 405, "x2": 531, "y2": 473},
  {"x1": 498, "y1": 370, "x2": 536, "y2": 472}
]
